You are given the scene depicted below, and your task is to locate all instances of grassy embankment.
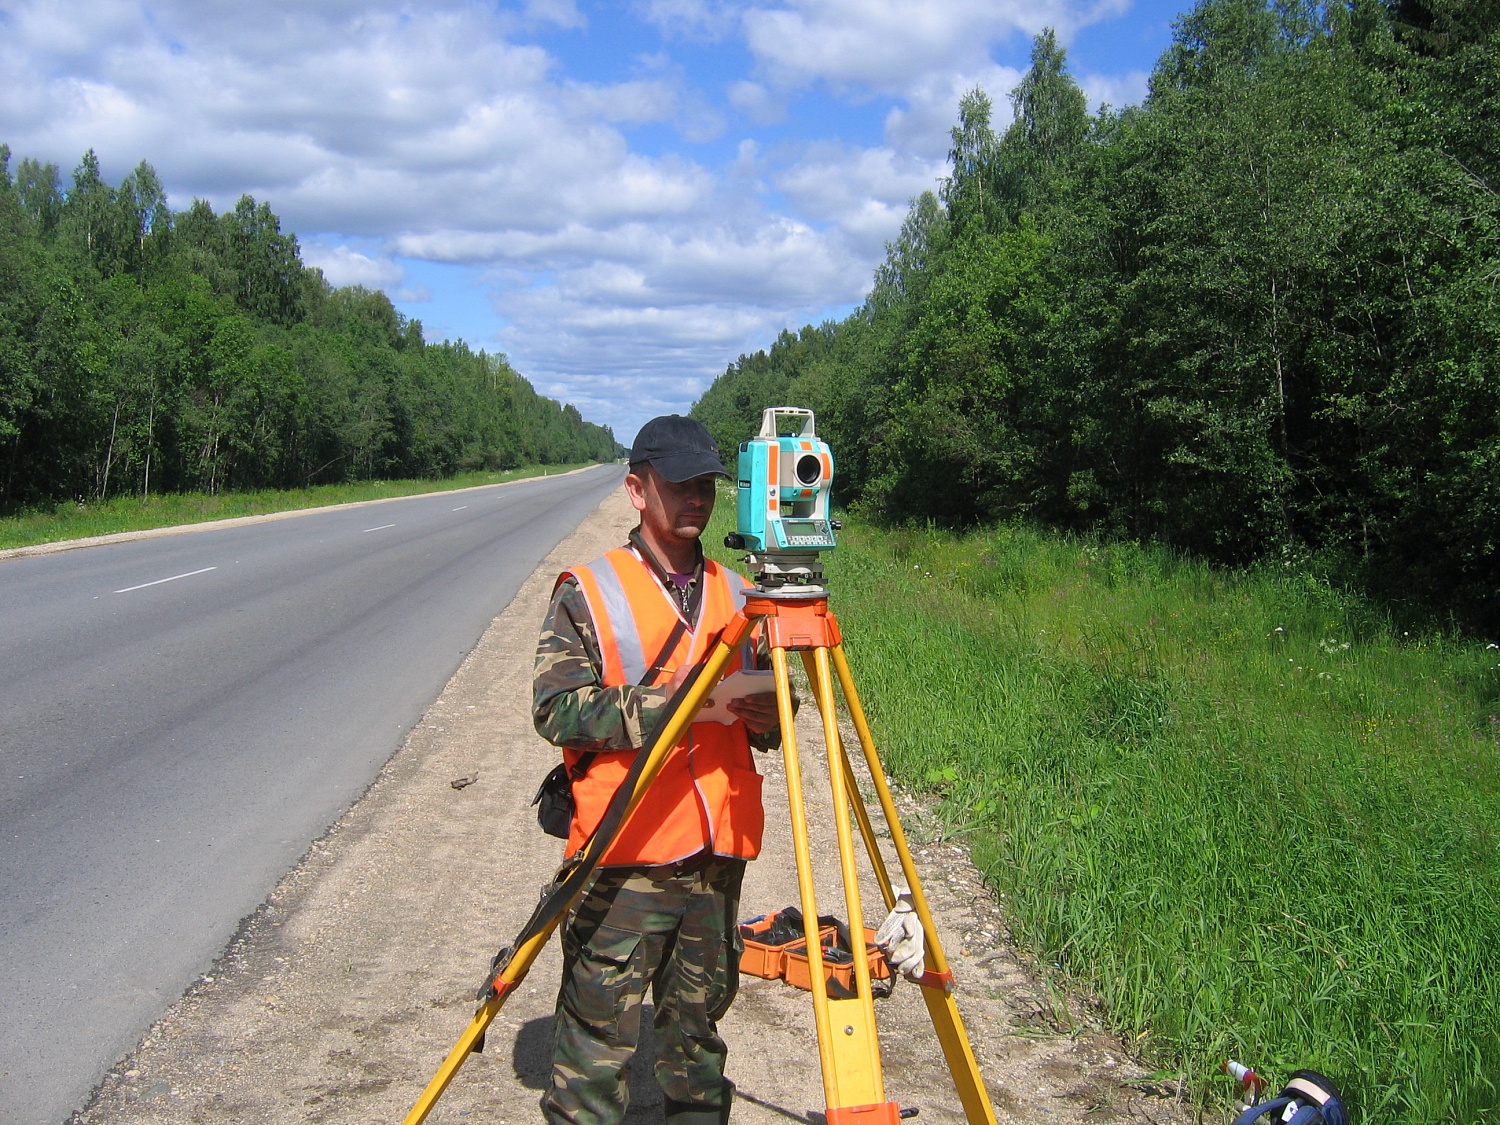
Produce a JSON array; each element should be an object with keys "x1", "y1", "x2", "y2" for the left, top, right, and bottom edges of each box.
[
  {"x1": 709, "y1": 494, "x2": 1500, "y2": 1123},
  {"x1": 0, "y1": 464, "x2": 601, "y2": 551}
]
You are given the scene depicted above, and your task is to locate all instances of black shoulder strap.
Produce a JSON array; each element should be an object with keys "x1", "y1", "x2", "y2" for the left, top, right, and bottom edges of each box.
[
  {"x1": 641, "y1": 617, "x2": 689, "y2": 686},
  {"x1": 567, "y1": 615, "x2": 690, "y2": 781}
]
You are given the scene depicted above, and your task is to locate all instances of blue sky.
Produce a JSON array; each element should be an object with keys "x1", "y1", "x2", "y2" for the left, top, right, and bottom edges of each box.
[{"x1": 1, "y1": 0, "x2": 1192, "y2": 442}]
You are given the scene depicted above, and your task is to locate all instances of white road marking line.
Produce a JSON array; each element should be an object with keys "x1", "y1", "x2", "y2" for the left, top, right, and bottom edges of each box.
[
  {"x1": 452, "y1": 505, "x2": 468, "y2": 511},
  {"x1": 115, "y1": 566, "x2": 218, "y2": 594},
  {"x1": 363, "y1": 523, "x2": 396, "y2": 533}
]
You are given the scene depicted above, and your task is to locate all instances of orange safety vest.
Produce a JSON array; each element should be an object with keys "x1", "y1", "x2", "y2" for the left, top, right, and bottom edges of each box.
[{"x1": 558, "y1": 547, "x2": 764, "y2": 865}]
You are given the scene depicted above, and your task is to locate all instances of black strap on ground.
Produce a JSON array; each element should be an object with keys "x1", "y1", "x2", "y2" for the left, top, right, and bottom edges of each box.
[{"x1": 476, "y1": 629, "x2": 724, "y2": 1009}]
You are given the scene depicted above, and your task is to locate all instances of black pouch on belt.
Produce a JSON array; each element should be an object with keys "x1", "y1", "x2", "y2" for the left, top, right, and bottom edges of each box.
[{"x1": 532, "y1": 758, "x2": 590, "y2": 839}]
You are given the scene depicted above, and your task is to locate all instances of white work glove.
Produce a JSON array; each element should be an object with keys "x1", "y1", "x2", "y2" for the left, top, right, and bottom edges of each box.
[{"x1": 873, "y1": 888, "x2": 925, "y2": 979}]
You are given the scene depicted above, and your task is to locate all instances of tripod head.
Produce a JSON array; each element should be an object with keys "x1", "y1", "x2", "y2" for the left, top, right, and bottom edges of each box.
[{"x1": 724, "y1": 407, "x2": 841, "y2": 592}]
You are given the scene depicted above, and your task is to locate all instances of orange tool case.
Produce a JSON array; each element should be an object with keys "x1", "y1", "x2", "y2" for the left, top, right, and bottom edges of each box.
[{"x1": 738, "y1": 907, "x2": 891, "y2": 998}]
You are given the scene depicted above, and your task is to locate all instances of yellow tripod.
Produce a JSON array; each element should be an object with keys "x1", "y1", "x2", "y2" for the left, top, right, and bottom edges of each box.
[{"x1": 401, "y1": 587, "x2": 997, "y2": 1125}]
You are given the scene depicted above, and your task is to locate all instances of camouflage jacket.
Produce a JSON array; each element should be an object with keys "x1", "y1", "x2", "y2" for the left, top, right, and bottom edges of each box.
[{"x1": 533, "y1": 528, "x2": 778, "y2": 754}]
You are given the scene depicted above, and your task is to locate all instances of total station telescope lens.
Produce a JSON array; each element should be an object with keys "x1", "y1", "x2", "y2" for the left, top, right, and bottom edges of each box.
[{"x1": 796, "y1": 454, "x2": 821, "y2": 486}]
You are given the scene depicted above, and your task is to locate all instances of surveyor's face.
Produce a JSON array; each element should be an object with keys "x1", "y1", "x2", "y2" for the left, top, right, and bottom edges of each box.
[{"x1": 629, "y1": 466, "x2": 717, "y2": 546}]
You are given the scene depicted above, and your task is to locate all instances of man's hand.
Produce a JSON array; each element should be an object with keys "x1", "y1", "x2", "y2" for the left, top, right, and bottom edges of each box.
[
  {"x1": 726, "y1": 691, "x2": 779, "y2": 734},
  {"x1": 874, "y1": 888, "x2": 925, "y2": 978}
]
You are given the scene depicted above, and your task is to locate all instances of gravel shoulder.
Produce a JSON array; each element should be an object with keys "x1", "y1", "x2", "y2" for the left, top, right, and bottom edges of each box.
[{"x1": 76, "y1": 486, "x2": 1192, "y2": 1125}]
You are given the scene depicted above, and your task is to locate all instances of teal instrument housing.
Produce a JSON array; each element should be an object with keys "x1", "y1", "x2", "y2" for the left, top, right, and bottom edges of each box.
[
  {"x1": 732, "y1": 408, "x2": 837, "y2": 577},
  {"x1": 735, "y1": 436, "x2": 776, "y2": 552}
]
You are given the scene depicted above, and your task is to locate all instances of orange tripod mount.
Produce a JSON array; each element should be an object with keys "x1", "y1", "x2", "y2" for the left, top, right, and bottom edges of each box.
[{"x1": 401, "y1": 586, "x2": 997, "y2": 1125}]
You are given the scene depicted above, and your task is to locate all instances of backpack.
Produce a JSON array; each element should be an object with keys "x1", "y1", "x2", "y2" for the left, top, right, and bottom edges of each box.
[{"x1": 1233, "y1": 1071, "x2": 1347, "y2": 1125}]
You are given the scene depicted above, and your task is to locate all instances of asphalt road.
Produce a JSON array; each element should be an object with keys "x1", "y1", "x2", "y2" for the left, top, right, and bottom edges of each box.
[{"x1": 0, "y1": 464, "x2": 625, "y2": 1125}]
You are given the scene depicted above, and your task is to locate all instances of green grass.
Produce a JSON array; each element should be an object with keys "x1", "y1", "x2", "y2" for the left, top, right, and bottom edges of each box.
[
  {"x1": 710, "y1": 497, "x2": 1500, "y2": 1122},
  {"x1": 0, "y1": 464, "x2": 601, "y2": 551}
]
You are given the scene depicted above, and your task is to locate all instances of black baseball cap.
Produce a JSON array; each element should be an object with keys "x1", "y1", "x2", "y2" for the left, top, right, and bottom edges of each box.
[{"x1": 628, "y1": 415, "x2": 730, "y2": 482}]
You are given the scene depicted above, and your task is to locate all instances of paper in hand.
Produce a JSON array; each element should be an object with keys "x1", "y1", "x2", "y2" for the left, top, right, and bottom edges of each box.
[{"x1": 694, "y1": 669, "x2": 776, "y2": 725}]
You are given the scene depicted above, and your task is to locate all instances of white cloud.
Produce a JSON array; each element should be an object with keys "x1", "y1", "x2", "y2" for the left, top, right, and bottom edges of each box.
[
  {"x1": 301, "y1": 242, "x2": 404, "y2": 289},
  {"x1": 524, "y1": 0, "x2": 587, "y2": 30},
  {"x1": 740, "y1": 0, "x2": 1073, "y2": 93},
  {"x1": 881, "y1": 63, "x2": 1026, "y2": 159},
  {"x1": 770, "y1": 142, "x2": 940, "y2": 252},
  {"x1": 1079, "y1": 68, "x2": 1151, "y2": 112},
  {"x1": 727, "y1": 80, "x2": 784, "y2": 125},
  {"x1": 563, "y1": 78, "x2": 680, "y2": 125},
  {"x1": 633, "y1": 0, "x2": 740, "y2": 42},
  {"x1": 478, "y1": 212, "x2": 871, "y2": 438}
]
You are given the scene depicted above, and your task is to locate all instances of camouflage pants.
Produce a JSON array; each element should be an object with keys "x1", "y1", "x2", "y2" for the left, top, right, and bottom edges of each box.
[{"x1": 542, "y1": 857, "x2": 745, "y2": 1125}]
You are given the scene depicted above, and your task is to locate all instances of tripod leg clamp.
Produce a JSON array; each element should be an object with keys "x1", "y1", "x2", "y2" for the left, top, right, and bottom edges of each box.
[
  {"x1": 912, "y1": 967, "x2": 955, "y2": 993},
  {"x1": 471, "y1": 964, "x2": 518, "y2": 1056},
  {"x1": 476, "y1": 946, "x2": 517, "y2": 1002}
]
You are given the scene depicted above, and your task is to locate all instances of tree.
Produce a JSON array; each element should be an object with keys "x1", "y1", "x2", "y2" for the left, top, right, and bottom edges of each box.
[
  {"x1": 0, "y1": 141, "x2": 623, "y2": 510},
  {"x1": 941, "y1": 89, "x2": 1001, "y2": 236},
  {"x1": 224, "y1": 195, "x2": 305, "y2": 325},
  {"x1": 14, "y1": 157, "x2": 62, "y2": 234},
  {"x1": 995, "y1": 28, "x2": 1090, "y2": 221},
  {"x1": 118, "y1": 161, "x2": 172, "y2": 273},
  {"x1": 58, "y1": 149, "x2": 130, "y2": 277}
]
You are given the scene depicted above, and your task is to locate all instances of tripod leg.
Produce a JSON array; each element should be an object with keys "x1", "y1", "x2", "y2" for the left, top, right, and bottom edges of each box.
[
  {"x1": 771, "y1": 646, "x2": 889, "y2": 1121},
  {"x1": 828, "y1": 642, "x2": 999, "y2": 1125},
  {"x1": 769, "y1": 648, "x2": 838, "y2": 1098},
  {"x1": 809, "y1": 644, "x2": 885, "y2": 1028},
  {"x1": 798, "y1": 650, "x2": 896, "y2": 912},
  {"x1": 401, "y1": 998, "x2": 504, "y2": 1125}
]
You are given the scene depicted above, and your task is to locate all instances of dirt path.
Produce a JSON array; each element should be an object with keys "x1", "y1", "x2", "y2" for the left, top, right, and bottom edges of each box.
[{"x1": 76, "y1": 487, "x2": 1191, "y2": 1125}]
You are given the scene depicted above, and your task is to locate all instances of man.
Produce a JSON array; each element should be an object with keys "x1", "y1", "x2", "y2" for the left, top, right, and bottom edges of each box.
[{"x1": 533, "y1": 415, "x2": 779, "y2": 1125}]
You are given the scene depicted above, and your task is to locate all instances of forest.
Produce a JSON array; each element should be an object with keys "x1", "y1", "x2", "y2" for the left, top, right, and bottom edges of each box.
[
  {"x1": 692, "y1": 0, "x2": 1500, "y2": 631},
  {"x1": 0, "y1": 149, "x2": 621, "y2": 512}
]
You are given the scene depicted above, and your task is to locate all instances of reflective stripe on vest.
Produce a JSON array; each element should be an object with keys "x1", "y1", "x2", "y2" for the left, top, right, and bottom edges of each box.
[
  {"x1": 568, "y1": 551, "x2": 755, "y2": 686},
  {"x1": 572, "y1": 553, "x2": 653, "y2": 684}
]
